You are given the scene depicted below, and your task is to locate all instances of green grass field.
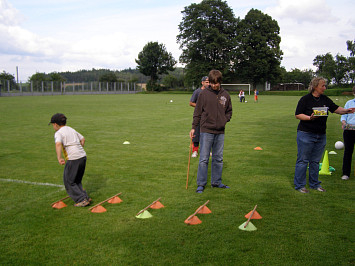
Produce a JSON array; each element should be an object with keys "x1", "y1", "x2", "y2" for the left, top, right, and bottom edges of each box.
[{"x1": 0, "y1": 93, "x2": 353, "y2": 265}]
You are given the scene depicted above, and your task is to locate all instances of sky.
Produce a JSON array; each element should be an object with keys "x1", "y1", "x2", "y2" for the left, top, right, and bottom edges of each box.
[{"x1": 1, "y1": 0, "x2": 354, "y2": 81}]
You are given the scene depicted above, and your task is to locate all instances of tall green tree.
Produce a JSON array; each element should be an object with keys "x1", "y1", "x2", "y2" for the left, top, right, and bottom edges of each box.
[
  {"x1": 313, "y1": 53, "x2": 336, "y2": 83},
  {"x1": 135, "y1": 42, "x2": 176, "y2": 91},
  {"x1": 233, "y1": 9, "x2": 283, "y2": 88},
  {"x1": 177, "y1": 0, "x2": 239, "y2": 86},
  {"x1": 333, "y1": 54, "x2": 349, "y2": 84},
  {"x1": 347, "y1": 40, "x2": 355, "y2": 83}
]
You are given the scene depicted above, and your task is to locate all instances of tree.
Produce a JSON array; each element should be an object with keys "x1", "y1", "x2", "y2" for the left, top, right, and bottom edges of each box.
[
  {"x1": 0, "y1": 71, "x2": 16, "y2": 90},
  {"x1": 283, "y1": 68, "x2": 314, "y2": 87},
  {"x1": 347, "y1": 40, "x2": 355, "y2": 83},
  {"x1": 346, "y1": 40, "x2": 355, "y2": 56},
  {"x1": 29, "y1": 72, "x2": 48, "y2": 82},
  {"x1": 313, "y1": 53, "x2": 336, "y2": 83},
  {"x1": 177, "y1": 0, "x2": 239, "y2": 86},
  {"x1": 0, "y1": 71, "x2": 15, "y2": 81},
  {"x1": 99, "y1": 72, "x2": 118, "y2": 82},
  {"x1": 233, "y1": 9, "x2": 283, "y2": 88},
  {"x1": 49, "y1": 72, "x2": 66, "y2": 82},
  {"x1": 333, "y1": 54, "x2": 349, "y2": 84},
  {"x1": 135, "y1": 42, "x2": 176, "y2": 91}
]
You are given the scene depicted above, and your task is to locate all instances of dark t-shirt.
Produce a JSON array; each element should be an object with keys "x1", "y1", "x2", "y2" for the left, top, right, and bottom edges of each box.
[
  {"x1": 190, "y1": 87, "x2": 202, "y2": 103},
  {"x1": 295, "y1": 93, "x2": 338, "y2": 134}
]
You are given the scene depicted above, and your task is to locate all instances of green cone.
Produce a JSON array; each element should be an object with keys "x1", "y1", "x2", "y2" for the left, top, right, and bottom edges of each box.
[
  {"x1": 136, "y1": 210, "x2": 153, "y2": 219},
  {"x1": 238, "y1": 221, "x2": 257, "y2": 231}
]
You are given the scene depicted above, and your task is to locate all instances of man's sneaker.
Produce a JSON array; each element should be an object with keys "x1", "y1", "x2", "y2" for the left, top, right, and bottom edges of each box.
[
  {"x1": 74, "y1": 199, "x2": 90, "y2": 207},
  {"x1": 196, "y1": 186, "x2": 205, "y2": 193},
  {"x1": 297, "y1": 187, "x2": 309, "y2": 193},
  {"x1": 211, "y1": 183, "x2": 230, "y2": 189},
  {"x1": 191, "y1": 151, "x2": 198, "y2": 158},
  {"x1": 315, "y1": 187, "x2": 326, "y2": 192},
  {"x1": 341, "y1": 175, "x2": 349, "y2": 180}
]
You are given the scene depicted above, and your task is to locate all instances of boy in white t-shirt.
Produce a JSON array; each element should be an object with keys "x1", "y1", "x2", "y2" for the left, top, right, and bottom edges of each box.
[{"x1": 49, "y1": 113, "x2": 90, "y2": 207}]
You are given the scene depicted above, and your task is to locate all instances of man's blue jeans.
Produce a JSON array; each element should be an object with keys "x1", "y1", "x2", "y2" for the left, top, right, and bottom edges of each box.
[
  {"x1": 294, "y1": 131, "x2": 326, "y2": 190},
  {"x1": 197, "y1": 133, "x2": 224, "y2": 187}
]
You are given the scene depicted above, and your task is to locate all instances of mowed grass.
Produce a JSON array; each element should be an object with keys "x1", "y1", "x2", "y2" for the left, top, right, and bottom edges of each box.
[{"x1": 0, "y1": 93, "x2": 354, "y2": 265}]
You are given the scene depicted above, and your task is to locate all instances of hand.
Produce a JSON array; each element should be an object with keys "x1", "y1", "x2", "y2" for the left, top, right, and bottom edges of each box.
[
  {"x1": 58, "y1": 158, "x2": 66, "y2": 165},
  {"x1": 309, "y1": 113, "x2": 318, "y2": 121},
  {"x1": 189, "y1": 129, "x2": 195, "y2": 139},
  {"x1": 348, "y1": 108, "x2": 355, "y2": 113}
]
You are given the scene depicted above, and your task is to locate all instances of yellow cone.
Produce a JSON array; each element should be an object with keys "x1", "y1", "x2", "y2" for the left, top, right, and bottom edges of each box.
[{"x1": 319, "y1": 150, "x2": 331, "y2": 175}]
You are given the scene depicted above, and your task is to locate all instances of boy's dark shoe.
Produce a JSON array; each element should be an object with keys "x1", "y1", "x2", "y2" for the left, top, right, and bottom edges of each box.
[
  {"x1": 196, "y1": 186, "x2": 205, "y2": 193},
  {"x1": 211, "y1": 183, "x2": 230, "y2": 189},
  {"x1": 74, "y1": 199, "x2": 90, "y2": 207}
]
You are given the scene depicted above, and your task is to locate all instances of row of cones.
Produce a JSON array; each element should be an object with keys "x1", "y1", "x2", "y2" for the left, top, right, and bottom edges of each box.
[{"x1": 52, "y1": 195, "x2": 262, "y2": 229}]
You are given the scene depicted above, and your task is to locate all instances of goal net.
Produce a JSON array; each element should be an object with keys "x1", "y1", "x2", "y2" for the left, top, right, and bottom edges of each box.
[{"x1": 221, "y1": 84, "x2": 251, "y2": 95}]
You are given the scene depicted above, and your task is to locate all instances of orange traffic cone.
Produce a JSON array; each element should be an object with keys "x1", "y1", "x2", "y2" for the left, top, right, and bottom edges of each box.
[
  {"x1": 150, "y1": 201, "x2": 164, "y2": 209},
  {"x1": 90, "y1": 205, "x2": 107, "y2": 213},
  {"x1": 245, "y1": 210, "x2": 262, "y2": 219},
  {"x1": 184, "y1": 215, "x2": 202, "y2": 225},
  {"x1": 198, "y1": 205, "x2": 211, "y2": 214},
  {"x1": 52, "y1": 201, "x2": 67, "y2": 209},
  {"x1": 108, "y1": 196, "x2": 122, "y2": 204}
]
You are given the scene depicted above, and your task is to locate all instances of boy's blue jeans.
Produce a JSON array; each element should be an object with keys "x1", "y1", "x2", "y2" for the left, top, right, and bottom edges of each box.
[
  {"x1": 197, "y1": 133, "x2": 224, "y2": 187},
  {"x1": 294, "y1": 131, "x2": 326, "y2": 190}
]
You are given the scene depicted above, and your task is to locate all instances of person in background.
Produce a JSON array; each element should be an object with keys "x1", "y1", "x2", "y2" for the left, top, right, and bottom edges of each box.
[
  {"x1": 294, "y1": 77, "x2": 355, "y2": 193},
  {"x1": 189, "y1": 76, "x2": 209, "y2": 158},
  {"x1": 340, "y1": 86, "x2": 355, "y2": 180},
  {"x1": 189, "y1": 70, "x2": 232, "y2": 193},
  {"x1": 254, "y1": 89, "x2": 259, "y2": 103},
  {"x1": 239, "y1": 90, "x2": 245, "y2": 102}
]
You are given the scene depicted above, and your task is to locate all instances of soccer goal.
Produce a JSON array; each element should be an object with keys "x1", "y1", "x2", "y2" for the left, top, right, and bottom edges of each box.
[{"x1": 221, "y1": 84, "x2": 251, "y2": 95}]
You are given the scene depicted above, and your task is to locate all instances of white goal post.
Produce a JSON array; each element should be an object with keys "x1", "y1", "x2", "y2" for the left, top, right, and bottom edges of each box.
[{"x1": 221, "y1": 84, "x2": 251, "y2": 95}]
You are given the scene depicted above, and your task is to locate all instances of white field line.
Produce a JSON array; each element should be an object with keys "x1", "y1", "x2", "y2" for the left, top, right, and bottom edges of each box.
[{"x1": 0, "y1": 178, "x2": 65, "y2": 188}]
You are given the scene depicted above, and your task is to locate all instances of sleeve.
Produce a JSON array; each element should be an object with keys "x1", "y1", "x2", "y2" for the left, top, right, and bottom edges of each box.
[
  {"x1": 76, "y1": 131, "x2": 84, "y2": 140},
  {"x1": 341, "y1": 101, "x2": 350, "y2": 122},
  {"x1": 295, "y1": 97, "x2": 306, "y2": 115},
  {"x1": 190, "y1": 90, "x2": 198, "y2": 103},
  {"x1": 326, "y1": 96, "x2": 339, "y2": 113},
  {"x1": 192, "y1": 93, "x2": 203, "y2": 129},
  {"x1": 54, "y1": 132, "x2": 62, "y2": 143}
]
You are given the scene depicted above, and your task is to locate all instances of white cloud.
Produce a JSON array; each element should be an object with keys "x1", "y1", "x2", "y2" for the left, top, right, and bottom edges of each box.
[
  {"x1": 1, "y1": 0, "x2": 354, "y2": 80},
  {"x1": 267, "y1": 0, "x2": 337, "y2": 24},
  {"x1": 0, "y1": 0, "x2": 22, "y2": 25}
]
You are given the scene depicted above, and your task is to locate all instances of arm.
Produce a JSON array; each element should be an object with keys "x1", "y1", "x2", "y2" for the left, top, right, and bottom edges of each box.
[
  {"x1": 334, "y1": 107, "x2": 355, "y2": 115},
  {"x1": 189, "y1": 102, "x2": 196, "y2": 107},
  {"x1": 295, "y1": 113, "x2": 316, "y2": 121},
  {"x1": 80, "y1": 137, "x2": 85, "y2": 147},
  {"x1": 55, "y1": 142, "x2": 65, "y2": 165},
  {"x1": 225, "y1": 97, "x2": 232, "y2": 122}
]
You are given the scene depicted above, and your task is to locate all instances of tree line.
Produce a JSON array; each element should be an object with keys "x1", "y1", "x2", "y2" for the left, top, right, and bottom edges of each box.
[{"x1": 1, "y1": 0, "x2": 354, "y2": 91}]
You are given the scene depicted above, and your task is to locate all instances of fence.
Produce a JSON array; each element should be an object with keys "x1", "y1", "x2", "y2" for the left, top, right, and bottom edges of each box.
[{"x1": 0, "y1": 81, "x2": 142, "y2": 96}]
